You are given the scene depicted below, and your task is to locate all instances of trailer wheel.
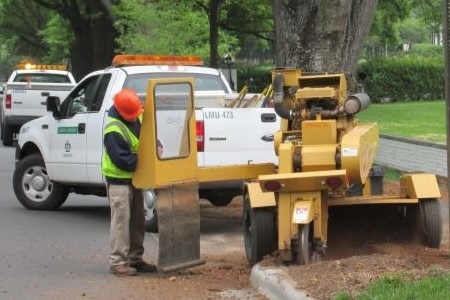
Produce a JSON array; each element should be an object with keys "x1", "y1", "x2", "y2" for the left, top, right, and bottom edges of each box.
[
  {"x1": 243, "y1": 193, "x2": 276, "y2": 266},
  {"x1": 419, "y1": 199, "x2": 442, "y2": 248},
  {"x1": 13, "y1": 153, "x2": 69, "y2": 210},
  {"x1": 296, "y1": 224, "x2": 311, "y2": 265}
]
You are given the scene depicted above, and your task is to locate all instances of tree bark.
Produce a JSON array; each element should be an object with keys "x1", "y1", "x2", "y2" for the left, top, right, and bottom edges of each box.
[
  {"x1": 196, "y1": 0, "x2": 223, "y2": 68},
  {"x1": 273, "y1": 0, "x2": 378, "y2": 78},
  {"x1": 208, "y1": 0, "x2": 221, "y2": 68}
]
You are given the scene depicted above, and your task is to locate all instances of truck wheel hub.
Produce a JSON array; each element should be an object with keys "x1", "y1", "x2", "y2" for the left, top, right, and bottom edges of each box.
[{"x1": 31, "y1": 176, "x2": 46, "y2": 191}]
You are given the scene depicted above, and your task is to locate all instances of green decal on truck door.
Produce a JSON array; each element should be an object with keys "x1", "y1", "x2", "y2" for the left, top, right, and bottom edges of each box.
[{"x1": 57, "y1": 127, "x2": 78, "y2": 134}]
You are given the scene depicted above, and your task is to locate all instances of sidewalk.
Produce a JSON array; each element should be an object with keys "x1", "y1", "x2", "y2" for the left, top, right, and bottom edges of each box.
[{"x1": 250, "y1": 264, "x2": 313, "y2": 300}]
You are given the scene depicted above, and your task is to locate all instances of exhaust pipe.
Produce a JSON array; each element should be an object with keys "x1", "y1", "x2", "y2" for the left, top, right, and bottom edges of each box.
[
  {"x1": 344, "y1": 93, "x2": 371, "y2": 115},
  {"x1": 272, "y1": 73, "x2": 294, "y2": 120}
]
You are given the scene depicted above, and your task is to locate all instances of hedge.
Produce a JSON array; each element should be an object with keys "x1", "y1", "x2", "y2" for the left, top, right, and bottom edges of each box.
[
  {"x1": 236, "y1": 65, "x2": 273, "y2": 93},
  {"x1": 357, "y1": 57, "x2": 445, "y2": 102}
]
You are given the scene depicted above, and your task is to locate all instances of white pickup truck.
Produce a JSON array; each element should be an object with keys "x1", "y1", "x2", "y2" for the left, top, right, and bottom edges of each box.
[
  {"x1": 12, "y1": 55, "x2": 279, "y2": 230},
  {"x1": 1, "y1": 65, "x2": 76, "y2": 146}
]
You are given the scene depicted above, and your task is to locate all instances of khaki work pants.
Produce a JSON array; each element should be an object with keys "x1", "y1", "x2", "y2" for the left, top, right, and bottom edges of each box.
[{"x1": 107, "y1": 184, "x2": 145, "y2": 266}]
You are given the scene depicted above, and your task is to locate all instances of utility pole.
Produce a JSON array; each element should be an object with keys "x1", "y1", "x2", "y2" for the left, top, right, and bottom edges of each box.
[{"x1": 443, "y1": 0, "x2": 450, "y2": 244}]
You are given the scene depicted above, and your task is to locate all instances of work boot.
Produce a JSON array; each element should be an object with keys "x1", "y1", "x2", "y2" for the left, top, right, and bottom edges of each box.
[
  {"x1": 110, "y1": 264, "x2": 138, "y2": 276},
  {"x1": 129, "y1": 261, "x2": 157, "y2": 273}
]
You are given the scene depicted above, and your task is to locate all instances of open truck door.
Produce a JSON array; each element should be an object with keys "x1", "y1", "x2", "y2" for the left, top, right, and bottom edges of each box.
[{"x1": 133, "y1": 78, "x2": 204, "y2": 274}]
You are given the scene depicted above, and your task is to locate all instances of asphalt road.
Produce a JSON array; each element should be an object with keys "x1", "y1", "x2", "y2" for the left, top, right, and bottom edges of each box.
[{"x1": 0, "y1": 144, "x2": 259, "y2": 300}]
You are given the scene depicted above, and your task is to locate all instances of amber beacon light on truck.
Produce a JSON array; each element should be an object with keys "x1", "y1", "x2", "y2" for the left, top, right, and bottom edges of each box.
[
  {"x1": 17, "y1": 63, "x2": 68, "y2": 70},
  {"x1": 112, "y1": 54, "x2": 204, "y2": 66}
]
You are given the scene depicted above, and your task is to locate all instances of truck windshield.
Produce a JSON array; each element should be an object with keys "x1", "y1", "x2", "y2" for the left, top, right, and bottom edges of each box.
[{"x1": 13, "y1": 73, "x2": 72, "y2": 83}]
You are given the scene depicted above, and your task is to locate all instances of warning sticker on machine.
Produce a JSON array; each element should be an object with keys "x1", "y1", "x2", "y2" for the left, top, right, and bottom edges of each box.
[
  {"x1": 342, "y1": 147, "x2": 358, "y2": 157},
  {"x1": 293, "y1": 206, "x2": 309, "y2": 223}
]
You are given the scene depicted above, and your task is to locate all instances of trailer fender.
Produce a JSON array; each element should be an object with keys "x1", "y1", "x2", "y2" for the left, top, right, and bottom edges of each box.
[
  {"x1": 401, "y1": 173, "x2": 441, "y2": 199},
  {"x1": 245, "y1": 182, "x2": 276, "y2": 208}
]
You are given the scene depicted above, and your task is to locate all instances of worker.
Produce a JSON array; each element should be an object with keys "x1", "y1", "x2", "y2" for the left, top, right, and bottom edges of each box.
[{"x1": 101, "y1": 88, "x2": 156, "y2": 276}]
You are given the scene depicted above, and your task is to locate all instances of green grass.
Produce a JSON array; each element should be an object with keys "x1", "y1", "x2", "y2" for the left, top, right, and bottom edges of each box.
[
  {"x1": 357, "y1": 101, "x2": 446, "y2": 144},
  {"x1": 334, "y1": 273, "x2": 450, "y2": 300}
]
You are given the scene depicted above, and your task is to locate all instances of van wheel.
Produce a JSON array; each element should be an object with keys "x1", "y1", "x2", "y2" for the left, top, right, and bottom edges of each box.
[
  {"x1": 2, "y1": 123, "x2": 13, "y2": 146},
  {"x1": 13, "y1": 153, "x2": 69, "y2": 210}
]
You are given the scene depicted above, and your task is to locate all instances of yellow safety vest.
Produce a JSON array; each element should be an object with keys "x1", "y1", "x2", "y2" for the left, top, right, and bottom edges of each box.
[{"x1": 101, "y1": 117, "x2": 140, "y2": 179}]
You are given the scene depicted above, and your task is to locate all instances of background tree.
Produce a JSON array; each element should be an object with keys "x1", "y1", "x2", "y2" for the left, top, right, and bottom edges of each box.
[
  {"x1": 397, "y1": 18, "x2": 429, "y2": 46},
  {"x1": 153, "y1": 0, "x2": 273, "y2": 67},
  {"x1": 0, "y1": 1, "x2": 53, "y2": 60},
  {"x1": 410, "y1": 0, "x2": 443, "y2": 45},
  {"x1": 114, "y1": 0, "x2": 238, "y2": 62},
  {"x1": 221, "y1": 0, "x2": 273, "y2": 65},
  {"x1": 365, "y1": 0, "x2": 411, "y2": 57},
  {"x1": 29, "y1": 0, "x2": 118, "y2": 80}
]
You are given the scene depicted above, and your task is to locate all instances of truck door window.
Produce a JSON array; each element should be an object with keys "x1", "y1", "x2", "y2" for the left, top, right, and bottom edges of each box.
[{"x1": 63, "y1": 74, "x2": 111, "y2": 117}]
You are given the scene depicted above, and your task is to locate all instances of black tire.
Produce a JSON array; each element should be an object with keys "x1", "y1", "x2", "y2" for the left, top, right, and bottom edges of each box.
[
  {"x1": 243, "y1": 193, "x2": 276, "y2": 266},
  {"x1": 13, "y1": 153, "x2": 69, "y2": 210},
  {"x1": 0, "y1": 119, "x2": 4, "y2": 141},
  {"x1": 145, "y1": 211, "x2": 158, "y2": 233},
  {"x1": 296, "y1": 224, "x2": 310, "y2": 265},
  {"x1": 2, "y1": 122, "x2": 13, "y2": 146},
  {"x1": 419, "y1": 199, "x2": 442, "y2": 248}
]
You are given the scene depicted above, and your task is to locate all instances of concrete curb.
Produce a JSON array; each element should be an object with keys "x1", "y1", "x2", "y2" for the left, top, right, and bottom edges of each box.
[{"x1": 250, "y1": 264, "x2": 313, "y2": 300}]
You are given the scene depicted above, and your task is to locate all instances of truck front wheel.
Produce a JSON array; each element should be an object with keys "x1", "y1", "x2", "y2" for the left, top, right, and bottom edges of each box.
[
  {"x1": 13, "y1": 153, "x2": 69, "y2": 210},
  {"x1": 143, "y1": 189, "x2": 158, "y2": 233}
]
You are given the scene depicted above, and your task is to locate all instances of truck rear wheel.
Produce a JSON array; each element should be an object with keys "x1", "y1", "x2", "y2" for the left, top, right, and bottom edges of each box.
[
  {"x1": 13, "y1": 153, "x2": 69, "y2": 210},
  {"x1": 243, "y1": 193, "x2": 276, "y2": 266},
  {"x1": 2, "y1": 122, "x2": 13, "y2": 146},
  {"x1": 419, "y1": 199, "x2": 442, "y2": 248}
]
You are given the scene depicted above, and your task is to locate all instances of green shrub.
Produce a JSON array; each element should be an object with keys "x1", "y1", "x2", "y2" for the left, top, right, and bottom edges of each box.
[
  {"x1": 237, "y1": 65, "x2": 272, "y2": 93},
  {"x1": 357, "y1": 56, "x2": 444, "y2": 102}
]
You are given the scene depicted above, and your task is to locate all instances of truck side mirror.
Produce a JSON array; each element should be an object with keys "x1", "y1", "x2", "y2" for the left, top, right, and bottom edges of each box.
[{"x1": 46, "y1": 96, "x2": 61, "y2": 119}]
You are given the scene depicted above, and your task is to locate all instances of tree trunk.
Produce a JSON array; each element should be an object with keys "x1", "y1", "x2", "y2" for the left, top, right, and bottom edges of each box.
[
  {"x1": 67, "y1": 11, "x2": 117, "y2": 80},
  {"x1": 273, "y1": 0, "x2": 378, "y2": 78},
  {"x1": 207, "y1": 0, "x2": 222, "y2": 68}
]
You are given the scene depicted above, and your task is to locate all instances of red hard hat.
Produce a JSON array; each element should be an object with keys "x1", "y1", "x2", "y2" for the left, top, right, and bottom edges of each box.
[{"x1": 113, "y1": 89, "x2": 143, "y2": 121}]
